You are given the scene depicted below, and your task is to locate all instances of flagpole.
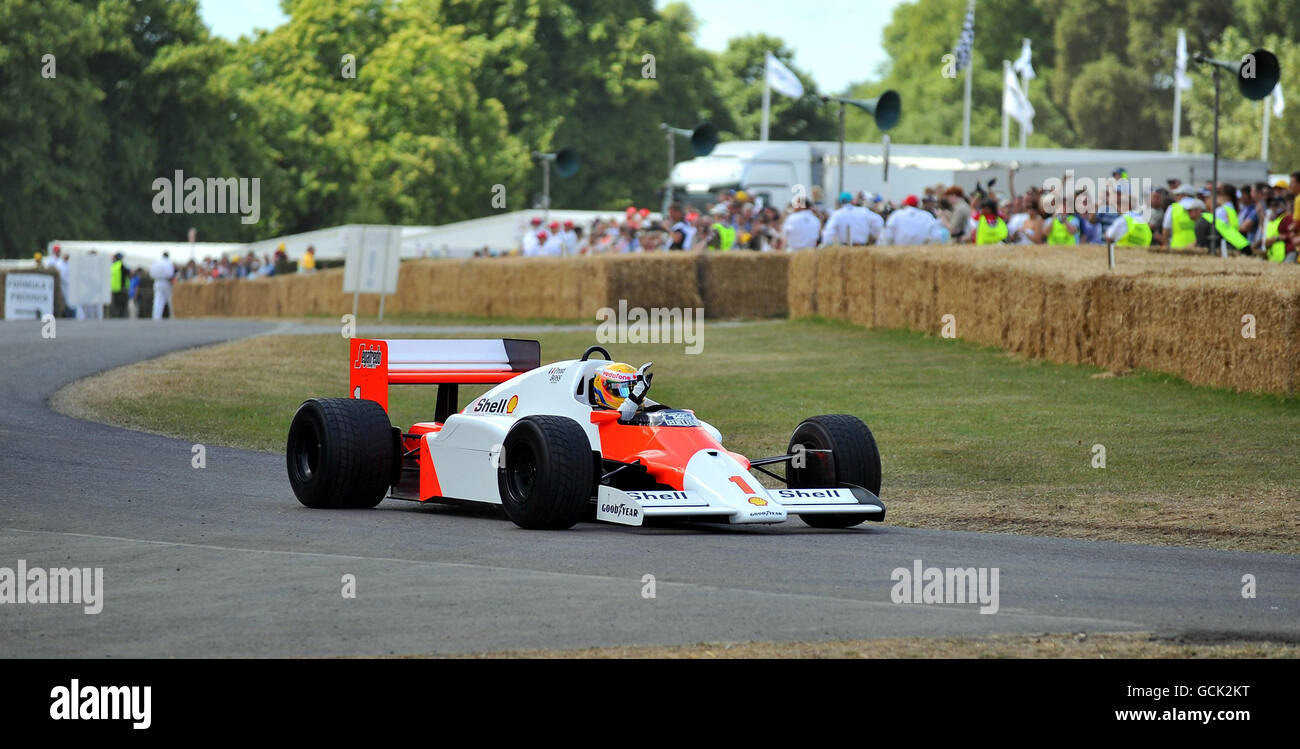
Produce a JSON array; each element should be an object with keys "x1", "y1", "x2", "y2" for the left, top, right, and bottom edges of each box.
[
  {"x1": 761, "y1": 52, "x2": 772, "y2": 142},
  {"x1": 1020, "y1": 65, "x2": 1029, "y2": 149},
  {"x1": 1262, "y1": 98, "x2": 1270, "y2": 162},
  {"x1": 1001, "y1": 60, "x2": 1011, "y2": 149},
  {"x1": 1172, "y1": 28, "x2": 1185, "y2": 153},
  {"x1": 1172, "y1": 84, "x2": 1182, "y2": 153},
  {"x1": 962, "y1": 61, "x2": 972, "y2": 148}
]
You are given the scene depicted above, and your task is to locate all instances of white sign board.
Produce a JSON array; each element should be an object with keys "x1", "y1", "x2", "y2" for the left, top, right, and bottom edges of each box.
[
  {"x1": 4, "y1": 273, "x2": 55, "y2": 320},
  {"x1": 67, "y1": 252, "x2": 111, "y2": 307},
  {"x1": 341, "y1": 225, "x2": 401, "y2": 295}
]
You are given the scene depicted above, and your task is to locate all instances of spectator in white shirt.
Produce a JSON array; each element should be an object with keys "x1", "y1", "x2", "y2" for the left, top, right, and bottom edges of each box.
[
  {"x1": 149, "y1": 251, "x2": 176, "y2": 320},
  {"x1": 782, "y1": 197, "x2": 822, "y2": 251},
  {"x1": 520, "y1": 217, "x2": 543, "y2": 255},
  {"x1": 43, "y1": 244, "x2": 71, "y2": 312},
  {"x1": 561, "y1": 220, "x2": 578, "y2": 255},
  {"x1": 821, "y1": 192, "x2": 872, "y2": 246},
  {"x1": 525, "y1": 231, "x2": 547, "y2": 257},
  {"x1": 860, "y1": 193, "x2": 886, "y2": 243},
  {"x1": 542, "y1": 228, "x2": 565, "y2": 256},
  {"x1": 883, "y1": 195, "x2": 939, "y2": 246}
]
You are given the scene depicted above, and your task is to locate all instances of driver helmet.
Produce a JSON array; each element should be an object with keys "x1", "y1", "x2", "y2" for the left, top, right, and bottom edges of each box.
[{"x1": 592, "y1": 362, "x2": 638, "y2": 409}]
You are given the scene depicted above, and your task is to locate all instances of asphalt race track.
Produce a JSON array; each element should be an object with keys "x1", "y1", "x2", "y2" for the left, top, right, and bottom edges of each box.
[{"x1": 1, "y1": 320, "x2": 1297, "y2": 657}]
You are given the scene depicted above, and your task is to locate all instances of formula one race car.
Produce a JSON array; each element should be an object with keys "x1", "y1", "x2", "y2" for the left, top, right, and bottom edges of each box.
[{"x1": 286, "y1": 338, "x2": 884, "y2": 530}]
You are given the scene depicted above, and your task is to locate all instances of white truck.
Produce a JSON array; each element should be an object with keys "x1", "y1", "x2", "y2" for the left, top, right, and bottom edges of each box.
[{"x1": 666, "y1": 140, "x2": 1269, "y2": 209}]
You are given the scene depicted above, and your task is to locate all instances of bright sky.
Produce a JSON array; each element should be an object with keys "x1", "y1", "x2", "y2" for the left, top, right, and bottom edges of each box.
[
  {"x1": 199, "y1": 0, "x2": 908, "y2": 94},
  {"x1": 677, "y1": 0, "x2": 908, "y2": 93}
]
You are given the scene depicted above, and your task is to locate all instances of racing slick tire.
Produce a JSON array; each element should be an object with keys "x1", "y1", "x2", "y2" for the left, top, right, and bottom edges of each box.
[
  {"x1": 498, "y1": 415, "x2": 594, "y2": 530},
  {"x1": 787, "y1": 414, "x2": 881, "y2": 528},
  {"x1": 286, "y1": 397, "x2": 397, "y2": 509}
]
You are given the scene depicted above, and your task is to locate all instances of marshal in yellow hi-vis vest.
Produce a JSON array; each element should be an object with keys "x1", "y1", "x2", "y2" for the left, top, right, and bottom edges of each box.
[
  {"x1": 1116, "y1": 214, "x2": 1152, "y2": 246},
  {"x1": 1046, "y1": 216, "x2": 1077, "y2": 245},
  {"x1": 1169, "y1": 203, "x2": 1197, "y2": 248},
  {"x1": 710, "y1": 223, "x2": 735, "y2": 251},
  {"x1": 1265, "y1": 215, "x2": 1286, "y2": 262},
  {"x1": 110, "y1": 259, "x2": 125, "y2": 292},
  {"x1": 975, "y1": 215, "x2": 1007, "y2": 244},
  {"x1": 1201, "y1": 204, "x2": 1249, "y2": 250}
]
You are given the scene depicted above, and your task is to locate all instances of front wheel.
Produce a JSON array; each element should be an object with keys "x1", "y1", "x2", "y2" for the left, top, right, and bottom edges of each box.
[
  {"x1": 787, "y1": 414, "x2": 881, "y2": 528},
  {"x1": 498, "y1": 415, "x2": 595, "y2": 529}
]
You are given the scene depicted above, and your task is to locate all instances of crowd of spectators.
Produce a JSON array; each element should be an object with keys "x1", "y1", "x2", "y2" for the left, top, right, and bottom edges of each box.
[
  {"x1": 171, "y1": 243, "x2": 315, "y2": 281},
  {"x1": 506, "y1": 169, "x2": 1300, "y2": 262},
  {"x1": 32, "y1": 173, "x2": 1300, "y2": 312},
  {"x1": 25, "y1": 241, "x2": 323, "y2": 320}
]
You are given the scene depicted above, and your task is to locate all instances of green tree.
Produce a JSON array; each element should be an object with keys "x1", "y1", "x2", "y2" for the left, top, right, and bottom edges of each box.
[
  {"x1": 356, "y1": 0, "x2": 532, "y2": 224},
  {"x1": 712, "y1": 35, "x2": 837, "y2": 142},
  {"x1": 435, "y1": 0, "x2": 732, "y2": 210},
  {"x1": 1183, "y1": 27, "x2": 1300, "y2": 172},
  {"x1": 0, "y1": 0, "x2": 277, "y2": 255},
  {"x1": 844, "y1": 0, "x2": 1058, "y2": 147},
  {"x1": 218, "y1": 0, "x2": 400, "y2": 234},
  {"x1": 0, "y1": 0, "x2": 120, "y2": 256}
]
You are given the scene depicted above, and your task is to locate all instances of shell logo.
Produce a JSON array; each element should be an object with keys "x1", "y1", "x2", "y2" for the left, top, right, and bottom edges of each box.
[
  {"x1": 748, "y1": 496, "x2": 767, "y2": 506},
  {"x1": 506, "y1": 395, "x2": 519, "y2": 414}
]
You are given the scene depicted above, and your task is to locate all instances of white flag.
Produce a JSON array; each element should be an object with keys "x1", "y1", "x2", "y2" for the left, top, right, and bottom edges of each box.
[
  {"x1": 1003, "y1": 65, "x2": 1035, "y2": 134},
  {"x1": 765, "y1": 51, "x2": 804, "y2": 99},
  {"x1": 1174, "y1": 29, "x2": 1192, "y2": 91},
  {"x1": 1274, "y1": 82, "x2": 1285, "y2": 119},
  {"x1": 1013, "y1": 39, "x2": 1036, "y2": 80}
]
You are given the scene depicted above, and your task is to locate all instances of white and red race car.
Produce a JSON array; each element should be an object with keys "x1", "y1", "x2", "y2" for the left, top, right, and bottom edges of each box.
[{"x1": 286, "y1": 338, "x2": 884, "y2": 530}]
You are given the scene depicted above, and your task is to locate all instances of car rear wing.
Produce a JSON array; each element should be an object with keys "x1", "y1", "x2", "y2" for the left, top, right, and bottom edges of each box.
[{"x1": 349, "y1": 338, "x2": 540, "y2": 416}]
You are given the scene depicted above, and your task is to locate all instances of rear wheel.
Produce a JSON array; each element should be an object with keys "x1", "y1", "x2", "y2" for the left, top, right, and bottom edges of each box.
[
  {"x1": 286, "y1": 397, "x2": 397, "y2": 509},
  {"x1": 498, "y1": 415, "x2": 594, "y2": 529},
  {"x1": 787, "y1": 414, "x2": 881, "y2": 528}
]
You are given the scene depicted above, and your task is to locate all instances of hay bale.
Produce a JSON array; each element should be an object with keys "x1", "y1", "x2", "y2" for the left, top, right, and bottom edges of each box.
[
  {"x1": 786, "y1": 251, "x2": 819, "y2": 318},
  {"x1": 604, "y1": 253, "x2": 702, "y2": 313},
  {"x1": 701, "y1": 252, "x2": 788, "y2": 318},
  {"x1": 787, "y1": 242, "x2": 1300, "y2": 395},
  {"x1": 873, "y1": 247, "x2": 938, "y2": 331},
  {"x1": 842, "y1": 249, "x2": 875, "y2": 327}
]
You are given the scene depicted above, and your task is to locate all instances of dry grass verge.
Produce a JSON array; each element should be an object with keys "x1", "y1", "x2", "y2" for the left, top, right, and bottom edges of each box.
[{"x1": 446, "y1": 631, "x2": 1300, "y2": 659}]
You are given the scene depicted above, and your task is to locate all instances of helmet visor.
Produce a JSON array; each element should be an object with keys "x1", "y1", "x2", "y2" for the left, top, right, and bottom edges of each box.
[{"x1": 603, "y1": 378, "x2": 633, "y2": 399}]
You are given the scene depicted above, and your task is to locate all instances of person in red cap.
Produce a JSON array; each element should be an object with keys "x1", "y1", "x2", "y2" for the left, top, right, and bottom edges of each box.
[
  {"x1": 524, "y1": 231, "x2": 547, "y2": 257},
  {"x1": 522, "y1": 217, "x2": 544, "y2": 255},
  {"x1": 884, "y1": 194, "x2": 940, "y2": 246},
  {"x1": 561, "y1": 220, "x2": 577, "y2": 255},
  {"x1": 638, "y1": 208, "x2": 650, "y2": 218},
  {"x1": 44, "y1": 243, "x2": 71, "y2": 314},
  {"x1": 542, "y1": 228, "x2": 564, "y2": 256}
]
